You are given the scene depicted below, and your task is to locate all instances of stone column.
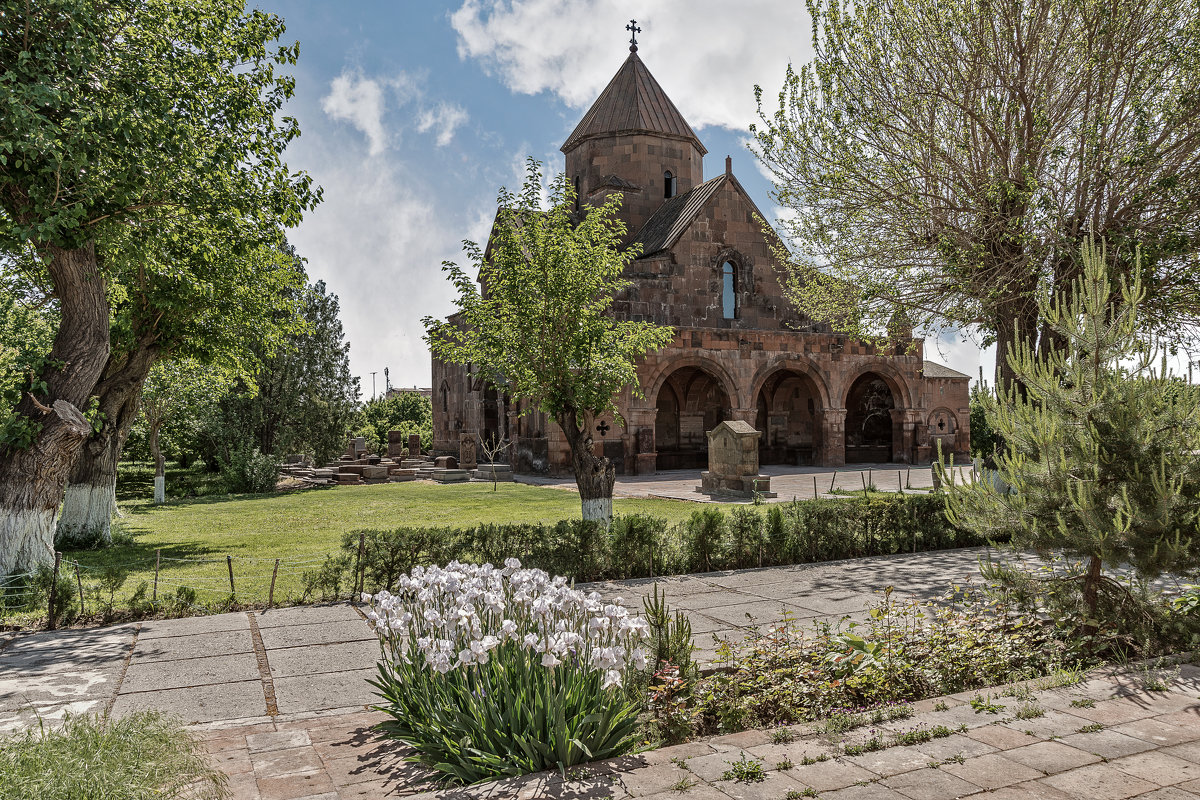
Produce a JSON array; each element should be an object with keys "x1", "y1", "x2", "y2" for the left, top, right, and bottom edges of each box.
[
  {"x1": 819, "y1": 408, "x2": 847, "y2": 466},
  {"x1": 628, "y1": 406, "x2": 658, "y2": 475},
  {"x1": 728, "y1": 407, "x2": 758, "y2": 425}
]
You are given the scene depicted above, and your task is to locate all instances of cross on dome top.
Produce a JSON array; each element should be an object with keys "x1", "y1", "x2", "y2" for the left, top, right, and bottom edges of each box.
[{"x1": 626, "y1": 19, "x2": 641, "y2": 52}]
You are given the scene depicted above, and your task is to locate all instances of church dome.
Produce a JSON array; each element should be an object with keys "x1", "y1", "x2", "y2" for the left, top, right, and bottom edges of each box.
[{"x1": 561, "y1": 51, "x2": 706, "y2": 156}]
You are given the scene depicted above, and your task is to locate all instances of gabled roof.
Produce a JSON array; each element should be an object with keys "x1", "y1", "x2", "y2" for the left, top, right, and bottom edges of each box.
[
  {"x1": 562, "y1": 51, "x2": 706, "y2": 155},
  {"x1": 629, "y1": 175, "x2": 726, "y2": 256},
  {"x1": 922, "y1": 362, "x2": 971, "y2": 380}
]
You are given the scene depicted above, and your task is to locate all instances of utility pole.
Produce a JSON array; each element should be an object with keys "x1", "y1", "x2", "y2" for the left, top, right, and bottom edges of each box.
[
  {"x1": 384, "y1": 367, "x2": 390, "y2": 396},
  {"x1": 370, "y1": 371, "x2": 377, "y2": 400}
]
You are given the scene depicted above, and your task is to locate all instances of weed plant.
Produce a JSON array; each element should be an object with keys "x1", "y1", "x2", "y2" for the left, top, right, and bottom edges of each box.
[{"x1": 0, "y1": 712, "x2": 226, "y2": 800}]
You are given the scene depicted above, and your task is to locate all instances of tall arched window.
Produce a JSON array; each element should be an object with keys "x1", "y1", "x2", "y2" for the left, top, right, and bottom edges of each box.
[
  {"x1": 721, "y1": 261, "x2": 736, "y2": 319},
  {"x1": 664, "y1": 170, "x2": 677, "y2": 199}
]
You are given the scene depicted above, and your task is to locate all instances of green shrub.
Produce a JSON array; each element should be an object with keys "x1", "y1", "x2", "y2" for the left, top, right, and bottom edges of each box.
[
  {"x1": 218, "y1": 446, "x2": 279, "y2": 494},
  {"x1": 683, "y1": 507, "x2": 727, "y2": 573},
  {"x1": 0, "y1": 711, "x2": 226, "y2": 800},
  {"x1": 328, "y1": 496, "x2": 979, "y2": 600}
]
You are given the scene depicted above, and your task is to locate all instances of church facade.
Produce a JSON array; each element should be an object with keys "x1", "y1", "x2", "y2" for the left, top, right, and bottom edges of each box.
[{"x1": 432, "y1": 46, "x2": 970, "y2": 475}]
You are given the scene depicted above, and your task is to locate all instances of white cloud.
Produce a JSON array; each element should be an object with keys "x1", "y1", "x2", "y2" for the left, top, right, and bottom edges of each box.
[
  {"x1": 285, "y1": 140, "x2": 469, "y2": 390},
  {"x1": 417, "y1": 102, "x2": 470, "y2": 147},
  {"x1": 321, "y1": 69, "x2": 390, "y2": 156},
  {"x1": 451, "y1": 0, "x2": 813, "y2": 133}
]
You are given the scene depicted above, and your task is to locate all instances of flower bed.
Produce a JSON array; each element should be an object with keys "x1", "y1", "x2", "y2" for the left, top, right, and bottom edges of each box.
[{"x1": 364, "y1": 559, "x2": 650, "y2": 785}]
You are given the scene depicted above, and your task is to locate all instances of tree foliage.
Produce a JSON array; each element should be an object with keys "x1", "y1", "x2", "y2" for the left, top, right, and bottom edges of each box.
[
  {"x1": 200, "y1": 280, "x2": 358, "y2": 467},
  {"x1": 355, "y1": 393, "x2": 432, "y2": 455},
  {"x1": 753, "y1": 0, "x2": 1200, "y2": 387},
  {"x1": 424, "y1": 160, "x2": 673, "y2": 519},
  {"x1": 943, "y1": 241, "x2": 1200, "y2": 628}
]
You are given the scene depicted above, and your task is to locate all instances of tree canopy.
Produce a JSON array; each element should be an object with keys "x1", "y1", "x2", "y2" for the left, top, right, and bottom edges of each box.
[
  {"x1": 944, "y1": 241, "x2": 1200, "y2": 634},
  {"x1": 425, "y1": 160, "x2": 673, "y2": 520},
  {"x1": 752, "y1": 0, "x2": 1200, "y2": 387}
]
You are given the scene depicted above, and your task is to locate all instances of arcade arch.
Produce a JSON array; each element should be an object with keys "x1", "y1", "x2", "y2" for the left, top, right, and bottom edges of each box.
[{"x1": 654, "y1": 365, "x2": 732, "y2": 470}]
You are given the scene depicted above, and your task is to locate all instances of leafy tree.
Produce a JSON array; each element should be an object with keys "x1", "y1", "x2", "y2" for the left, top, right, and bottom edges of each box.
[
  {"x1": 134, "y1": 359, "x2": 232, "y2": 506},
  {"x1": 425, "y1": 160, "x2": 674, "y2": 522},
  {"x1": 355, "y1": 393, "x2": 432, "y2": 455},
  {"x1": 0, "y1": 0, "x2": 316, "y2": 572},
  {"x1": 58, "y1": 236, "x2": 305, "y2": 543},
  {"x1": 943, "y1": 241, "x2": 1200, "y2": 634},
  {"x1": 753, "y1": 0, "x2": 1200, "y2": 390},
  {"x1": 200, "y1": 280, "x2": 359, "y2": 468}
]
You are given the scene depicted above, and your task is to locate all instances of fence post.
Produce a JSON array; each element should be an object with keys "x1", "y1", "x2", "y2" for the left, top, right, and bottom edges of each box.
[
  {"x1": 152, "y1": 549, "x2": 161, "y2": 603},
  {"x1": 268, "y1": 558, "x2": 280, "y2": 609},
  {"x1": 74, "y1": 561, "x2": 84, "y2": 617},
  {"x1": 829, "y1": 470, "x2": 837, "y2": 493},
  {"x1": 861, "y1": 471, "x2": 868, "y2": 496},
  {"x1": 898, "y1": 470, "x2": 903, "y2": 495},
  {"x1": 226, "y1": 555, "x2": 235, "y2": 599},
  {"x1": 47, "y1": 552, "x2": 62, "y2": 631},
  {"x1": 813, "y1": 476, "x2": 818, "y2": 499},
  {"x1": 355, "y1": 532, "x2": 366, "y2": 598}
]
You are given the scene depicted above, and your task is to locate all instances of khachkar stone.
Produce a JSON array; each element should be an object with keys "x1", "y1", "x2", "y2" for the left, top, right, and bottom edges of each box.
[
  {"x1": 387, "y1": 430, "x2": 405, "y2": 458},
  {"x1": 459, "y1": 432, "x2": 478, "y2": 470},
  {"x1": 408, "y1": 433, "x2": 422, "y2": 458},
  {"x1": 700, "y1": 420, "x2": 776, "y2": 498}
]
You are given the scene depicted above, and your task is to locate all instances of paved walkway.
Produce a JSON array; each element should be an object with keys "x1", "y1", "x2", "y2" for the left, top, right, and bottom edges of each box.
[
  {"x1": 0, "y1": 547, "x2": 992, "y2": 734},
  {"x1": 2, "y1": 547, "x2": 1198, "y2": 799},
  {"x1": 517, "y1": 463, "x2": 976, "y2": 503}
]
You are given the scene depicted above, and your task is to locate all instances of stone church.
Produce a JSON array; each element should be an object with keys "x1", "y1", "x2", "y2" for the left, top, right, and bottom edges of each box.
[{"x1": 432, "y1": 43, "x2": 970, "y2": 476}]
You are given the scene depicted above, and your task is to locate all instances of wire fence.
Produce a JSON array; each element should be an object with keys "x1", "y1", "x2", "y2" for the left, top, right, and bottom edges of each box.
[{"x1": 2, "y1": 546, "x2": 355, "y2": 631}]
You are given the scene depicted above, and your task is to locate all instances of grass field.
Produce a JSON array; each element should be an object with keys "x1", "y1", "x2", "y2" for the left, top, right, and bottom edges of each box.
[{"x1": 38, "y1": 479, "x2": 733, "y2": 619}]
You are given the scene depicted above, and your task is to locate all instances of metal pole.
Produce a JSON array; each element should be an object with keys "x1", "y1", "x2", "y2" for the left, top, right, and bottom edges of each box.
[
  {"x1": 47, "y1": 552, "x2": 62, "y2": 630},
  {"x1": 74, "y1": 561, "x2": 84, "y2": 617},
  {"x1": 152, "y1": 549, "x2": 161, "y2": 603},
  {"x1": 268, "y1": 558, "x2": 280, "y2": 609},
  {"x1": 355, "y1": 532, "x2": 367, "y2": 597},
  {"x1": 226, "y1": 555, "x2": 235, "y2": 598},
  {"x1": 830, "y1": 470, "x2": 837, "y2": 493},
  {"x1": 813, "y1": 475, "x2": 818, "y2": 499},
  {"x1": 898, "y1": 471, "x2": 903, "y2": 495}
]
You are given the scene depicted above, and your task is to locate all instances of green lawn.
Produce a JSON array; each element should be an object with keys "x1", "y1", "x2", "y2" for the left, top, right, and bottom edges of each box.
[{"x1": 53, "y1": 481, "x2": 732, "y2": 616}]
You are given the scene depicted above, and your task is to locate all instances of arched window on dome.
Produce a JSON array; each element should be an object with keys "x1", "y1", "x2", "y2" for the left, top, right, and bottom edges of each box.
[
  {"x1": 664, "y1": 170, "x2": 677, "y2": 199},
  {"x1": 721, "y1": 261, "x2": 737, "y2": 319}
]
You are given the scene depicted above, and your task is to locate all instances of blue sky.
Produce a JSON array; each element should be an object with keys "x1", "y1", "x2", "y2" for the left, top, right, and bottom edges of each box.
[{"x1": 263, "y1": 1, "x2": 990, "y2": 396}]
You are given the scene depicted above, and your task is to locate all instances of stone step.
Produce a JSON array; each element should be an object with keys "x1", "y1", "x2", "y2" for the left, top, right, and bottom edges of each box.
[{"x1": 432, "y1": 469, "x2": 470, "y2": 483}]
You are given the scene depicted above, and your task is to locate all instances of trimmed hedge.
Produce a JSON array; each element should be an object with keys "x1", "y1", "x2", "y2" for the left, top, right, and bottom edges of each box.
[{"x1": 304, "y1": 494, "x2": 1000, "y2": 599}]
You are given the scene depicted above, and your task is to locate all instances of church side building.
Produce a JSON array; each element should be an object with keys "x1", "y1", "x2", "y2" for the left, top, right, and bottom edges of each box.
[{"x1": 432, "y1": 45, "x2": 970, "y2": 475}]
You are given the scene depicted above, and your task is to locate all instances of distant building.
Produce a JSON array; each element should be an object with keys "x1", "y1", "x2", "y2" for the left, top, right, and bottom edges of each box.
[
  {"x1": 433, "y1": 45, "x2": 970, "y2": 475},
  {"x1": 386, "y1": 387, "x2": 432, "y2": 401}
]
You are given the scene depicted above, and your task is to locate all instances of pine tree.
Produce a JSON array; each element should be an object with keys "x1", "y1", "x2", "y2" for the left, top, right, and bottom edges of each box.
[{"x1": 944, "y1": 241, "x2": 1200, "y2": 630}]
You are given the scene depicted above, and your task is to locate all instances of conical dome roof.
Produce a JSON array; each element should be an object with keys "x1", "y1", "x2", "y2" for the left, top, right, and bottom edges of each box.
[{"x1": 561, "y1": 51, "x2": 706, "y2": 155}]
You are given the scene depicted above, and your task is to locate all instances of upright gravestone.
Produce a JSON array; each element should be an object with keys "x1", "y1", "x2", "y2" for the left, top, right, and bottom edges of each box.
[
  {"x1": 459, "y1": 432, "x2": 478, "y2": 470},
  {"x1": 386, "y1": 430, "x2": 405, "y2": 458},
  {"x1": 408, "y1": 433, "x2": 422, "y2": 459},
  {"x1": 353, "y1": 436, "x2": 367, "y2": 458},
  {"x1": 699, "y1": 420, "x2": 775, "y2": 498}
]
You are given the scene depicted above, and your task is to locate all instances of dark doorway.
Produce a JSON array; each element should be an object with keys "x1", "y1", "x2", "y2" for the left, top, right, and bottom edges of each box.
[
  {"x1": 654, "y1": 366, "x2": 731, "y2": 470},
  {"x1": 755, "y1": 370, "x2": 822, "y2": 465},
  {"x1": 845, "y1": 373, "x2": 896, "y2": 463}
]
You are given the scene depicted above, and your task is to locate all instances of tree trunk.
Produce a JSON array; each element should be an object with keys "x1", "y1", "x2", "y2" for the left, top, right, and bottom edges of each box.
[
  {"x1": 0, "y1": 243, "x2": 110, "y2": 574},
  {"x1": 993, "y1": 298, "x2": 1040, "y2": 394},
  {"x1": 149, "y1": 418, "x2": 165, "y2": 504},
  {"x1": 58, "y1": 343, "x2": 157, "y2": 544},
  {"x1": 558, "y1": 408, "x2": 616, "y2": 523},
  {"x1": 1082, "y1": 554, "x2": 1103, "y2": 630}
]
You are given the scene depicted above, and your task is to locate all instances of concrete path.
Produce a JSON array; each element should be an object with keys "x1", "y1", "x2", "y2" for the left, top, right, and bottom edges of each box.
[
  {"x1": 4, "y1": 547, "x2": 1198, "y2": 799},
  {"x1": 517, "y1": 463, "x2": 976, "y2": 503},
  {"x1": 0, "y1": 547, "x2": 993, "y2": 734}
]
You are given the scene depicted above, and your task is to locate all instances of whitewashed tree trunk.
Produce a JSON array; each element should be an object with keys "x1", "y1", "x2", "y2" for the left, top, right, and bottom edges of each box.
[
  {"x1": 58, "y1": 483, "x2": 119, "y2": 544},
  {"x1": 59, "y1": 341, "x2": 154, "y2": 543},
  {"x1": 0, "y1": 244, "x2": 111, "y2": 574},
  {"x1": 559, "y1": 408, "x2": 616, "y2": 526}
]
